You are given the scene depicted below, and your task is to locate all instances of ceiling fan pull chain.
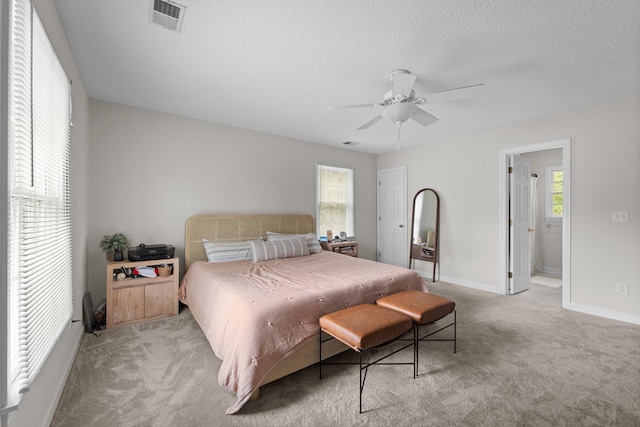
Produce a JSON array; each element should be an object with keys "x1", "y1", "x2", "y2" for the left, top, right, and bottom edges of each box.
[{"x1": 396, "y1": 122, "x2": 402, "y2": 151}]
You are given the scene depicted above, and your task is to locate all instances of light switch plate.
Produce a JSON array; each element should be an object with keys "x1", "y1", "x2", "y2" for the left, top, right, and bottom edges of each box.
[{"x1": 612, "y1": 211, "x2": 629, "y2": 222}]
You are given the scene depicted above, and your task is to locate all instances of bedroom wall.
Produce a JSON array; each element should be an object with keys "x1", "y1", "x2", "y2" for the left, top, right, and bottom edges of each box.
[
  {"x1": 8, "y1": 1, "x2": 90, "y2": 426},
  {"x1": 377, "y1": 96, "x2": 640, "y2": 324},
  {"x1": 87, "y1": 99, "x2": 377, "y2": 303}
]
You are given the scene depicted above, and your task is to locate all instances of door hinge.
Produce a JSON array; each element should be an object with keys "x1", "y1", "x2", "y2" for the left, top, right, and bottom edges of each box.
[
  {"x1": 508, "y1": 272, "x2": 513, "y2": 279},
  {"x1": 509, "y1": 219, "x2": 513, "y2": 226},
  {"x1": 508, "y1": 166, "x2": 513, "y2": 173}
]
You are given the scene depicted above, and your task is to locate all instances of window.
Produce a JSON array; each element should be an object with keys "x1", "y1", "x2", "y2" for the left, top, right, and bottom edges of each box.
[
  {"x1": 546, "y1": 166, "x2": 563, "y2": 218},
  {"x1": 316, "y1": 165, "x2": 354, "y2": 237},
  {"x1": 1, "y1": 0, "x2": 73, "y2": 417}
]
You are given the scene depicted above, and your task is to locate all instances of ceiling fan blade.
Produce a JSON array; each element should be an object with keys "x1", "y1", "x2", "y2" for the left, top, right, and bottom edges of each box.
[
  {"x1": 328, "y1": 103, "x2": 379, "y2": 110},
  {"x1": 357, "y1": 114, "x2": 384, "y2": 130},
  {"x1": 426, "y1": 84, "x2": 485, "y2": 103},
  {"x1": 411, "y1": 107, "x2": 439, "y2": 127},
  {"x1": 391, "y1": 72, "x2": 417, "y2": 97}
]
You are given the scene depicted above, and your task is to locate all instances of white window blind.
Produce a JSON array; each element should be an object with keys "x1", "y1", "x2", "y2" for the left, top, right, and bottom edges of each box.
[
  {"x1": 1, "y1": 0, "x2": 73, "y2": 417},
  {"x1": 316, "y1": 164, "x2": 354, "y2": 237}
]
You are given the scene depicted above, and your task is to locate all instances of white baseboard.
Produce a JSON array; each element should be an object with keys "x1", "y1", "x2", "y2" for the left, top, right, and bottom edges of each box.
[
  {"x1": 416, "y1": 270, "x2": 504, "y2": 295},
  {"x1": 439, "y1": 275, "x2": 504, "y2": 294},
  {"x1": 418, "y1": 271, "x2": 640, "y2": 326},
  {"x1": 568, "y1": 303, "x2": 640, "y2": 326},
  {"x1": 541, "y1": 266, "x2": 562, "y2": 276}
]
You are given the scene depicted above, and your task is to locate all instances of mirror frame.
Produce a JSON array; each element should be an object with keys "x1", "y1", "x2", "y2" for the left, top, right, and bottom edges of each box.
[{"x1": 409, "y1": 188, "x2": 440, "y2": 282}]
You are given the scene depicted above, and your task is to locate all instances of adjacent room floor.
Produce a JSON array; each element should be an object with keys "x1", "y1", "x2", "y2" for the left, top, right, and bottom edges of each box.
[{"x1": 514, "y1": 273, "x2": 562, "y2": 306}]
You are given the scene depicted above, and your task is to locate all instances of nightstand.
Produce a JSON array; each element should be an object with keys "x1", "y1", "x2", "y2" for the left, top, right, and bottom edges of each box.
[
  {"x1": 320, "y1": 241, "x2": 358, "y2": 257},
  {"x1": 106, "y1": 257, "x2": 179, "y2": 329}
]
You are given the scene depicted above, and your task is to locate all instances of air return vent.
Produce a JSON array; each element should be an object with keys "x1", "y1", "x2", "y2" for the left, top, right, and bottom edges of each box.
[{"x1": 149, "y1": 0, "x2": 186, "y2": 32}]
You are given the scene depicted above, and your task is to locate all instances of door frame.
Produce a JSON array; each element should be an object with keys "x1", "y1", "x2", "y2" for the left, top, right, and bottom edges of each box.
[
  {"x1": 376, "y1": 166, "x2": 408, "y2": 267},
  {"x1": 499, "y1": 139, "x2": 571, "y2": 308}
]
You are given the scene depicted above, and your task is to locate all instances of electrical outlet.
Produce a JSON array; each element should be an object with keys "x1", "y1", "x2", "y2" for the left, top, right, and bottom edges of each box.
[
  {"x1": 445, "y1": 258, "x2": 451, "y2": 265},
  {"x1": 616, "y1": 282, "x2": 628, "y2": 295}
]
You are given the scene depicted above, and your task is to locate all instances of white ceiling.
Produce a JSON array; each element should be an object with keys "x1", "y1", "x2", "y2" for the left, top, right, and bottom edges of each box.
[{"x1": 54, "y1": 0, "x2": 640, "y2": 155}]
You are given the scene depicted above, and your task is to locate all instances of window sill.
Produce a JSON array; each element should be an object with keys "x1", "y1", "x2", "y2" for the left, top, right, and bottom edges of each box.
[{"x1": 544, "y1": 217, "x2": 562, "y2": 222}]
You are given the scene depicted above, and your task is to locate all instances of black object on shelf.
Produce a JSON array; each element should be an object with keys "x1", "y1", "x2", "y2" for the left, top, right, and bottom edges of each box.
[{"x1": 127, "y1": 243, "x2": 175, "y2": 261}]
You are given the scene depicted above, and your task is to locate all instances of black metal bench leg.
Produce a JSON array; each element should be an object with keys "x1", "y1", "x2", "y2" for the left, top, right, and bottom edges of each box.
[
  {"x1": 319, "y1": 330, "x2": 322, "y2": 379},
  {"x1": 359, "y1": 352, "x2": 363, "y2": 414},
  {"x1": 320, "y1": 323, "x2": 416, "y2": 413},
  {"x1": 414, "y1": 325, "x2": 418, "y2": 379},
  {"x1": 454, "y1": 310, "x2": 457, "y2": 353},
  {"x1": 413, "y1": 310, "x2": 458, "y2": 376}
]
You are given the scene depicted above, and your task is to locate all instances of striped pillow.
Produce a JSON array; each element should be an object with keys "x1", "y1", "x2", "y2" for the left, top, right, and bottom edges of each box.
[
  {"x1": 249, "y1": 237, "x2": 310, "y2": 263},
  {"x1": 266, "y1": 232, "x2": 323, "y2": 254},
  {"x1": 202, "y1": 239, "x2": 252, "y2": 263}
]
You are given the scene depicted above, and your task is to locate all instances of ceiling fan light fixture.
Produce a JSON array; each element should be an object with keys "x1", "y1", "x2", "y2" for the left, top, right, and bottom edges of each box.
[{"x1": 382, "y1": 102, "x2": 417, "y2": 124}]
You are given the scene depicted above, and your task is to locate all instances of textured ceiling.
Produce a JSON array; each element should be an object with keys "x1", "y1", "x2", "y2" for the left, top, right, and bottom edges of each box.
[{"x1": 54, "y1": 0, "x2": 640, "y2": 154}]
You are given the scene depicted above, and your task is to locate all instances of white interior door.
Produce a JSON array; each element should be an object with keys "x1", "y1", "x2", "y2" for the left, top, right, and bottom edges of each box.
[
  {"x1": 377, "y1": 167, "x2": 407, "y2": 267},
  {"x1": 509, "y1": 155, "x2": 532, "y2": 294}
]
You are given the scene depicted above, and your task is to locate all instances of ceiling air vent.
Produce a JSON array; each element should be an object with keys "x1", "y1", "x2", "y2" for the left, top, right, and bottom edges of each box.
[
  {"x1": 149, "y1": 0, "x2": 186, "y2": 33},
  {"x1": 343, "y1": 141, "x2": 359, "y2": 146}
]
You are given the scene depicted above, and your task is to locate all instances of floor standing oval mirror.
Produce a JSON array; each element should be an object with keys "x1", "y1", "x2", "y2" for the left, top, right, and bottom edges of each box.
[{"x1": 409, "y1": 188, "x2": 440, "y2": 282}]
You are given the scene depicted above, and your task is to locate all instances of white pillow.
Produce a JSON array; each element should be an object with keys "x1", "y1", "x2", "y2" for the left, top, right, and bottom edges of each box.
[
  {"x1": 249, "y1": 236, "x2": 310, "y2": 263},
  {"x1": 266, "y1": 231, "x2": 323, "y2": 254},
  {"x1": 202, "y1": 239, "x2": 252, "y2": 263}
]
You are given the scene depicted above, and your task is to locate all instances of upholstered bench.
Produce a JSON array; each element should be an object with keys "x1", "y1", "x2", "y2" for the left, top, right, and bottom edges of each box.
[
  {"x1": 376, "y1": 290, "x2": 456, "y2": 376},
  {"x1": 319, "y1": 303, "x2": 415, "y2": 413}
]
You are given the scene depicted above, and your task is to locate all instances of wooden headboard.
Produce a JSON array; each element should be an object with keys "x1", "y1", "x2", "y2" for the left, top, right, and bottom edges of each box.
[{"x1": 184, "y1": 214, "x2": 315, "y2": 270}]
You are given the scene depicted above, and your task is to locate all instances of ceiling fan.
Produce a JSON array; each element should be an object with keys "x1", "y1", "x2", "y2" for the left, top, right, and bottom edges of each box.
[{"x1": 329, "y1": 69, "x2": 485, "y2": 150}]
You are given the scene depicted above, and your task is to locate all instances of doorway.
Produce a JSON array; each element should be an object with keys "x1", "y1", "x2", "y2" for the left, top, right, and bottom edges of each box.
[{"x1": 499, "y1": 139, "x2": 571, "y2": 308}]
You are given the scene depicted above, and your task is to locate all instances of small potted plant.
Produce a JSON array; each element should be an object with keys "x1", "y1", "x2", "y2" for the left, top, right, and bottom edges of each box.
[{"x1": 99, "y1": 233, "x2": 128, "y2": 261}]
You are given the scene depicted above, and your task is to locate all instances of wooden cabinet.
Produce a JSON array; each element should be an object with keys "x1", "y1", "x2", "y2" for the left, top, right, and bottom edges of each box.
[
  {"x1": 320, "y1": 241, "x2": 358, "y2": 257},
  {"x1": 106, "y1": 257, "x2": 179, "y2": 329}
]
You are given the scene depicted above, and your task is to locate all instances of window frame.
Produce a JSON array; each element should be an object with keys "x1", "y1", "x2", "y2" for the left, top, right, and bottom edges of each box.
[
  {"x1": 545, "y1": 165, "x2": 564, "y2": 220},
  {"x1": 315, "y1": 164, "x2": 354, "y2": 238},
  {"x1": 1, "y1": 0, "x2": 73, "y2": 417}
]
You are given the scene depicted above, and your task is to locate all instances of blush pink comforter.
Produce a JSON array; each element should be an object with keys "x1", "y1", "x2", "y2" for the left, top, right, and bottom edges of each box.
[{"x1": 178, "y1": 251, "x2": 427, "y2": 414}]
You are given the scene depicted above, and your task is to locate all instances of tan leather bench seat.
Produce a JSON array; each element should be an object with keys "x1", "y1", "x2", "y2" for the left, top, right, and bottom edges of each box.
[
  {"x1": 376, "y1": 289, "x2": 457, "y2": 367},
  {"x1": 319, "y1": 303, "x2": 412, "y2": 351},
  {"x1": 376, "y1": 289, "x2": 455, "y2": 325}
]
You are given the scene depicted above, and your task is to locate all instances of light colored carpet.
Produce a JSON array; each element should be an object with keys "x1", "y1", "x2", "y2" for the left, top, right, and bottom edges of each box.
[
  {"x1": 52, "y1": 281, "x2": 640, "y2": 427},
  {"x1": 531, "y1": 275, "x2": 563, "y2": 288}
]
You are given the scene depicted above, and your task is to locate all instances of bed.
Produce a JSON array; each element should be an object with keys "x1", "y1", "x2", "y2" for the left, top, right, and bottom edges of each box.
[{"x1": 178, "y1": 214, "x2": 428, "y2": 414}]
